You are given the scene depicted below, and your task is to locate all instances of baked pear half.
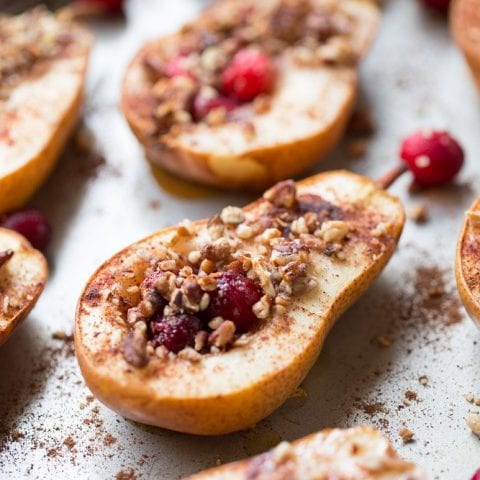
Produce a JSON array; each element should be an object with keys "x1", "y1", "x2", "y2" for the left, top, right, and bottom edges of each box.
[
  {"x1": 186, "y1": 426, "x2": 425, "y2": 479},
  {"x1": 0, "y1": 7, "x2": 92, "y2": 214},
  {"x1": 451, "y1": 0, "x2": 480, "y2": 89},
  {"x1": 121, "y1": 0, "x2": 379, "y2": 190},
  {"x1": 0, "y1": 228, "x2": 48, "y2": 346},
  {"x1": 76, "y1": 170, "x2": 405, "y2": 435},
  {"x1": 456, "y1": 197, "x2": 480, "y2": 327}
]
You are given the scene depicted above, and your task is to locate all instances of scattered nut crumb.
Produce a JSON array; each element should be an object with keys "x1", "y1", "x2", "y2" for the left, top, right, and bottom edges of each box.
[
  {"x1": 404, "y1": 390, "x2": 417, "y2": 402},
  {"x1": 466, "y1": 411, "x2": 480, "y2": 437},
  {"x1": 399, "y1": 427, "x2": 415, "y2": 443},
  {"x1": 409, "y1": 203, "x2": 428, "y2": 224},
  {"x1": 52, "y1": 331, "x2": 74, "y2": 341},
  {"x1": 418, "y1": 375, "x2": 429, "y2": 386},
  {"x1": 466, "y1": 393, "x2": 475, "y2": 403}
]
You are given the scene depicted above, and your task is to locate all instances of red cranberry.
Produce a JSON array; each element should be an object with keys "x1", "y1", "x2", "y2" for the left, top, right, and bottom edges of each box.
[
  {"x1": 471, "y1": 469, "x2": 480, "y2": 480},
  {"x1": 220, "y1": 49, "x2": 274, "y2": 103},
  {"x1": 192, "y1": 93, "x2": 237, "y2": 120},
  {"x1": 1, "y1": 209, "x2": 51, "y2": 251},
  {"x1": 420, "y1": 0, "x2": 450, "y2": 13},
  {"x1": 150, "y1": 314, "x2": 202, "y2": 353},
  {"x1": 205, "y1": 271, "x2": 262, "y2": 333},
  {"x1": 164, "y1": 54, "x2": 194, "y2": 78},
  {"x1": 77, "y1": 0, "x2": 124, "y2": 14},
  {"x1": 400, "y1": 130, "x2": 464, "y2": 187}
]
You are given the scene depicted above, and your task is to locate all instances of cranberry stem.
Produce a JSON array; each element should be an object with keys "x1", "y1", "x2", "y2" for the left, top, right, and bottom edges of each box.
[{"x1": 375, "y1": 163, "x2": 408, "y2": 190}]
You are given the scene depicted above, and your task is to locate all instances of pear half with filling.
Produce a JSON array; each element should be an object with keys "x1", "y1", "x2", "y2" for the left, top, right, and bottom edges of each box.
[
  {"x1": 456, "y1": 197, "x2": 480, "y2": 326},
  {"x1": 0, "y1": 228, "x2": 48, "y2": 346},
  {"x1": 75, "y1": 170, "x2": 404, "y2": 435},
  {"x1": 0, "y1": 7, "x2": 92, "y2": 214},
  {"x1": 186, "y1": 426, "x2": 425, "y2": 479},
  {"x1": 121, "y1": 0, "x2": 379, "y2": 190},
  {"x1": 451, "y1": 0, "x2": 480, "y2": 89}
]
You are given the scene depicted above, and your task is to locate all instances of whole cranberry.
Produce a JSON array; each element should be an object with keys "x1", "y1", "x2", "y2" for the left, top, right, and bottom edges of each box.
[
  {"x1": 204, "y1": 271, "x2": 263, "y2": 333},
  {"x1": 471, "y1": 469, "x2": 480, "y2": 480},
  {"x1": 1, "y1": 209, "x2": 52, "y2": 251},
  {"x1": 164, "y1": 54, "x2": 194, "y2": 78},
  {"x1": 420, "y1": 0, "x2": 450, "y2": 13},
  {"x1": 400, "y1": 130, "x2": 464, "y2": 187},
  {"x1": 150, "y1": 314, "x2": 202, "y2": 353},
  {"x1": 221, "y1": 49, "x2": 274, "y2": 103},
  {"x1": 77, "y1": 0, "x2": 124, "y2": 14},
  {"x1": 192, "y1": 93, "x2": 237, "y2": 120}
]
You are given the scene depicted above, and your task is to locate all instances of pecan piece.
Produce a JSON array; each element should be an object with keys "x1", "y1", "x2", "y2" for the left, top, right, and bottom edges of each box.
[
  {"x1": 121, "y1": 328, "x2": 148, "y2": 368},
  {"x1": 263, "y1": 180, "x2": 297, "y2": 208}
]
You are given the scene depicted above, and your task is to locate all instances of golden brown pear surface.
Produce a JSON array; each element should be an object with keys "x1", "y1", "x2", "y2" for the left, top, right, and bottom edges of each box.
[
  {"x1": 121, "y1": 0, "x2": 379, "y2": 189},
  {"x1": 0, "y1": 228, "x2": 48, "y2": 346},
  {"x1": 456, "y1": 196, "x2": 480, "y2": 327},
  {"x1": 75, "y1": 170, "x2": 404, "y2": 435},
  {"x1": 451, "y1": 0, "x2": 480, "y2": 89},
  {"x1": 0, "y1": 7, "x2": 92, "y2": 213},
  {"x1": 185, "y1": 426, "x2": 425, "y2": 479}
]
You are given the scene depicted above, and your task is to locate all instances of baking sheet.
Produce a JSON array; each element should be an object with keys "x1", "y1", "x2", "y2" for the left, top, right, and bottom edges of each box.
[{"x1": 1, "y1": 0, "x2": 480, "y2": 478}]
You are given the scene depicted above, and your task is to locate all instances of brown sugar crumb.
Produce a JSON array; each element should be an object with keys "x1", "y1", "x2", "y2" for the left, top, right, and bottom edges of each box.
[
  {"x1": 404, "y1": 390, "x2": 418, "y2": 402},
  {"x1": 47, "y1": 447, "x2": 61, "y2": 458},
  {"x1": 63, "y1": 436, "x2": 76, "y2": 451},
  {"x1": 116, "y1": 468, "x2": 138, "y2": 480},
  {"x1": 104, "y1": 433, "x2": 117, "y2": 446},
  {"x1": 408, "y1": 203, "x2": 428, "y2": 224},
  {"x1": 361, "y1": 402, "x2": 385, "y2": 415},
  {"x1": 399, "y1": 427, "x2": 415, "y2": 443},
  {"x1": 376, "y1": 335, "x2": 392, "y2": 347}
]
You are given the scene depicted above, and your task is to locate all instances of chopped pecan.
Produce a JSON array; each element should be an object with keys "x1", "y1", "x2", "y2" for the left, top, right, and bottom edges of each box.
[
  {"x1": 209, "y1": 320, "x2": 236, "y2": 348},
  {"x1": 263, "y1": 180, "x2": 297, "y2": 209},
  {"x1": 270, "y1": 0, "x2": 309, "y2": 43},
  {"x1": 121, "y1": 328, "x2": 148, "y2": 368},
  {"x1": 318, "y1": 220, "x2": 348, "y2": 243},
  {"x1": 202, "y1": 238, "x2": 233, "y2": 262},
  {"x1": 220, "y1": 206, "x2": 245, "y2": 225}
]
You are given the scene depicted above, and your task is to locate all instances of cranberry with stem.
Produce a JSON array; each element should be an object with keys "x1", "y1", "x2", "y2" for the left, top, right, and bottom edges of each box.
[
  {"x1": 150, "y1": 314, "x2": 202, "y2": 353},
  {"x1": 400, "y1": 130, "x2": 464, "y2": 187},
  {"x1": 377, "y1": 129, "x2": 464, "y2": 190},
  {"x1": 221, "y1": 48, "x2": 274, "y2": 103},
  {"x1": 1, "y1": 209, "x2": 52, "y2": 251},
  {"x1": 204, "y1": 271, "x2": 263, "y2": 333}
]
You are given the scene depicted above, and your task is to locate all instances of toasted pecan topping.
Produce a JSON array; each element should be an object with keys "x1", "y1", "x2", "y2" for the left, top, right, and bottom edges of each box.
[
  {"x1": 118, "y1": 179, "x2": 391, "y2": 367},
  {"x1": 143, "y1": 0, "x2": 356, "y2": 134},
  {"x1": 0, "y1": 7, "x2": 73, "y2": 92}
]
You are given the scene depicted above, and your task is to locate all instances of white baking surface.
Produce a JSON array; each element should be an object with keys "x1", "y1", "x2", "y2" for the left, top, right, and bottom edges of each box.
[{"x1": 1, "y1": 0, "x2": 480, "y2": 478}]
